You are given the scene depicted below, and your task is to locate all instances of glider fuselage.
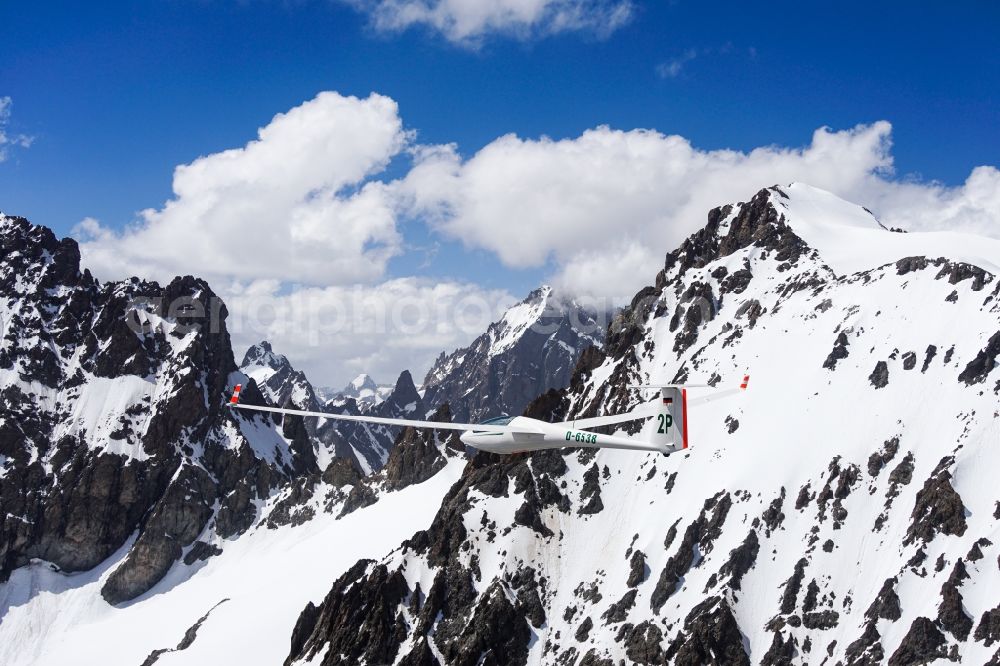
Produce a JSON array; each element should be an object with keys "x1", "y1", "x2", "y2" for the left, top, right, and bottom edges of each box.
[{"x1": 459, "y1": 416, "x2": 672, "y2": 455}]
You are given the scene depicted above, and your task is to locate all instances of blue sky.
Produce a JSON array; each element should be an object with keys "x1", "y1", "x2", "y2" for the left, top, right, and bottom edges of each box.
[
  {"x1": 2, "y1": 0, "x2": 999, "y2": 384},
  {"x1": 3, "y1": 1, "x2": 998, "y2": 232}
]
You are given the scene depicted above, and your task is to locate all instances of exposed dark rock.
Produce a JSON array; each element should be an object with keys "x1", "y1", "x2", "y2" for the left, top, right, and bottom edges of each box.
[
  {"x1": 321, "y1": 457, "x2": 361, "y2": 488},
  {"x1": 183, "y1": 540, "x2": 223, "y2": 566},
  {"x1": 338, "y1": 482, "x2": 378, "y2": 518},
  {"x1": 887, "y1": 617, "x2": 948, "y2": 666},
  {"x1": 0, "y1": 216, "x2": 322, "y2": 600},
  {"x1": 803, "y1": 579, "x2": 820, "y2": 613},
  {"x1": 824, "y1": 331, "x2": 850, "y2": 370},
  {"x1": 579, "y1": 649, "x2": 614, "y2": 666},
  {"x1": 578, "y1": 463, "x2": 604, "y2": 515},
  {"x1": 896, "y1": 256, "x2": 930, "y2": 275},
  {"x1": 762, "y1": 487, "x2": 786, "y2": 534},
  {"x1": 624, "y1": 621, "x2": 665, "y2": 665},
  {"x1": 795, "y1": 484, "x2": 812, "y2": 510},
  {"x1": 802, "y1": 610, "x2": 839, "y2": 630},
  {"x1": 887, "y1": 452, "x2": 915, "y2": 496},
  {"x1": 266, "y1": 476, "x2": 318, "y2": 529},
  {"x1": 869, "y1": 361, "x2": 889, "y2": 389},
  {"x1": 443, "y1": 582, "x2": 532, "y2": 666},
  {"x1": 283, "y1": 560, "x2": 409, "y2": 666},
  {"x1": 651, "y1": 494, "x2": 732, "y2": 612},
  {"x1": 902, "y1": 351, "x2": 917, "y2": 370},
  {"x1": 844, "y1": 622, "x2": 884, "y2": 666},
  {"x1": 397, "y1": 637, "x2": 438, "y2": 666},
  {"x1": 867, "y1": 437, "x2": 899, "y2": 477},
  {"x1": 778, "y1": 558, "x2": 808, "y2": 615},
  {"x1": 958, "y1": 331, "x2": 1000, "y2": 385},
  {"x1": 510, "y1": 566, "x2": 546, "y2": 629},
  {"x1": 904, "y1": 456, "x2": 967, "y2": 545},
  {"x1": 937, "y1": 560, "x2": 972, "y2": 641},
  {"x1": 864, "y1": 577, "x2": 902, "y2": 622},
  {"x1": 103, "y1": 464, "x2": 217, "y2": 604},
  {"x1": 968, "y1": 537, "x2": 993, "y2": 562},
  {"x1": 975, "y1": 606, "x2": 1000, "y2": 647},
  {"x1": 934, "y1": 259, "x2": 989, "y2": 290},
  {"x1": 721, "y1": 268, "x2": 753, "y2": 294},
  {"x1": 381, "y1": 403, "x2": 454, "y2": 491},
  {"x1": 719, "y1": 530, "x2": 759, "y2": 590},
  {"x1": 759, "y1": 631, "x2": 795, "y2": 666},
  {"x1": 603, "y1": 590, "x2": 638, "y2": 624},
  {"x1": 921, "y1": 345, "x2": 938, "y2": 372},
  {"x1": 575, "y1": 616, "x2": 594, "y2": 642},
  {"x1": 627, "y1": 549, "x2": 647, "y2": 587},
  {"x1": 664, "y1": 596, "x2": 750, "y2": 666}
]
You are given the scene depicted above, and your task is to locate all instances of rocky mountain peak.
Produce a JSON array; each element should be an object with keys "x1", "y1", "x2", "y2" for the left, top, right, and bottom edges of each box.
[
  {"x1": 421, "y1": 284, "x2": 605, "y2": 422},
  {"x1": 0, "y1": 212, "x2": 95, "y2": 299},
  {"x1": 349, "y1": 373, "x2": 377, "y2": 392},
  {"x1": 383, "y1": 369, "x2": 420, "y2": 410},
  {"x1": 282, "y1": 184, "x2": 1000, "y2": 666},
  {"x1": 241, "y1": 340, "x2": 290, "y2": 371}
]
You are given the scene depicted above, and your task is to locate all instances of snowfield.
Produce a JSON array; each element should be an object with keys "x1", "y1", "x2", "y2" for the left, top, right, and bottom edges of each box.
[{"x1": 0, "y1": 457, "x2": 464, "y2": 666}]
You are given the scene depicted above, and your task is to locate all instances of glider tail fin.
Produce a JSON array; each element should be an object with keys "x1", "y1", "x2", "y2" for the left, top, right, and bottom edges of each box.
[
  {"x1": 634, "y1": 373, "x2": 749, "y2": 450},
  {"x1": 654, "y1": 386, "x2": 688, "y2": 452}
]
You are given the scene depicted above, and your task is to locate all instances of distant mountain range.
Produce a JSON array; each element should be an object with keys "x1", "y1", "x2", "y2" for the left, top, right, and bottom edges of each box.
[
  {"x1": 3, "y1": 184, "x2": 999, "y2": 665},
  {"x1": 421, "y1": 285, "x2": 606, "y2": 422}
]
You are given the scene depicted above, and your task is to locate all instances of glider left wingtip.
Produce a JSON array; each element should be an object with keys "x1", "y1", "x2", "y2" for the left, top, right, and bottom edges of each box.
[{"x1": 229, "y1": 384, "x2": 242, "y2": 405}]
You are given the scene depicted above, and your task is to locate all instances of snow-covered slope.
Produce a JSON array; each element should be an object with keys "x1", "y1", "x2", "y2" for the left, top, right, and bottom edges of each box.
[
  {"x1": 0, "y1": 453, "x2": 465, "y2": 666},
  {"x1": 0, "y1": 214, "x2": 320, "y2": 607},
  {"x1": 286, "y1": 184, "x2": 1000, "y2": 665},
  {"x1": 776, "y1": 182, "x2": 1000, "y2": 276},
  {"x1": 422, "y1": 285, "x2": 606, "y2": 422}
]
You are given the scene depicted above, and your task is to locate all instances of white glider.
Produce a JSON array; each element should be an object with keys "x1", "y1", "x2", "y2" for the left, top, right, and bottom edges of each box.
[{"x1": 227, "y1": 375, "x2": 749, "y2": 455}]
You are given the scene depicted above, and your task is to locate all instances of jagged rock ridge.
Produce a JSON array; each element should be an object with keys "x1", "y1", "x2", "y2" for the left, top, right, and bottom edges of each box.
[
  {"x1": 284, "y1": 184, "x2": 1000, "y2": 665},
  {"x1": 421, "y1": 285, "x2": 606, "y2": 422}
]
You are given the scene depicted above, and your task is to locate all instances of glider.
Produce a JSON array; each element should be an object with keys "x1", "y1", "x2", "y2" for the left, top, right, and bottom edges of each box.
[{"x1": 227, "y1": 375, "x2": 749, "y2": 455}]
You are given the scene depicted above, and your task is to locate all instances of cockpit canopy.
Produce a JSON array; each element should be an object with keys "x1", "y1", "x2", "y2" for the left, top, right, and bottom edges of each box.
[{"x1": 479, "y1": 415, "x2": 514, "y2": 426}]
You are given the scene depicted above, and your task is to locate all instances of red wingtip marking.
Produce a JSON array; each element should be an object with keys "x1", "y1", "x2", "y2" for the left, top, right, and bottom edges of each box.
[
  {"x1": 681, "y1": 388, "x2": 689, "y2": 449},
  {"x1": 230, "y1": 384, "x2": 242, "y2": 404},
  {"x1": 740, "y1": 375, "x2": 750, "y2": 390}
]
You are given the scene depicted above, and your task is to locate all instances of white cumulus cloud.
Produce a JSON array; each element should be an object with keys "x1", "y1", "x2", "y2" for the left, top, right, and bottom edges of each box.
[
  {"x1": 0, "y1": 97, "x2": 34, "y2": 162},
  {"x1": 400, "y1": 121, "x2": 907, "y2": 300},
  {"x1": 347, "y1": 0, "x2": 633, "y2": 46},
  {"x1": 75, "y1": 89, "x2": 1000, "y2": 383},
  {"x1": 77, "y1": 91, "x2": 409, "y2": 287},
  {"x1": 224, "y1": 278, "x2": 515, "y2": 387}
]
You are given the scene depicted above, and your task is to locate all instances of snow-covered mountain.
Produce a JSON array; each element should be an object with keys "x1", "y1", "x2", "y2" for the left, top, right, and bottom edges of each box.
[
  {"x1": 325, "y1": 369, "x2": 426, "y2": 475},
  {"x1": 286, "y1": 184, "x2": 1000, "y2": 665},
  {"x1": 241, "y1": 340, "x2": 322, "y2": 410},
  {"x1": 321, "y1": 373, "x2": 395, "y2": 410},
  {"x1": 238, "y1": 342, "x2": 410, "y2": 473},
  {"x1": 422, "y1": 285, "x2": 606, "y2": 422},
  {"x1": 0, "y1": 214, "x2": 322, "y2": 608},
  {"x1": 4, "y1": 182, "x2": 1000, "y2": 666}
]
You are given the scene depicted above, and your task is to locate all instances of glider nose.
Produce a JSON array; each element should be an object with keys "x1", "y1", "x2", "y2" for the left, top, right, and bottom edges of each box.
[{"x1": 459, "y1": 430, "x2": 473, "y2": 447}]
